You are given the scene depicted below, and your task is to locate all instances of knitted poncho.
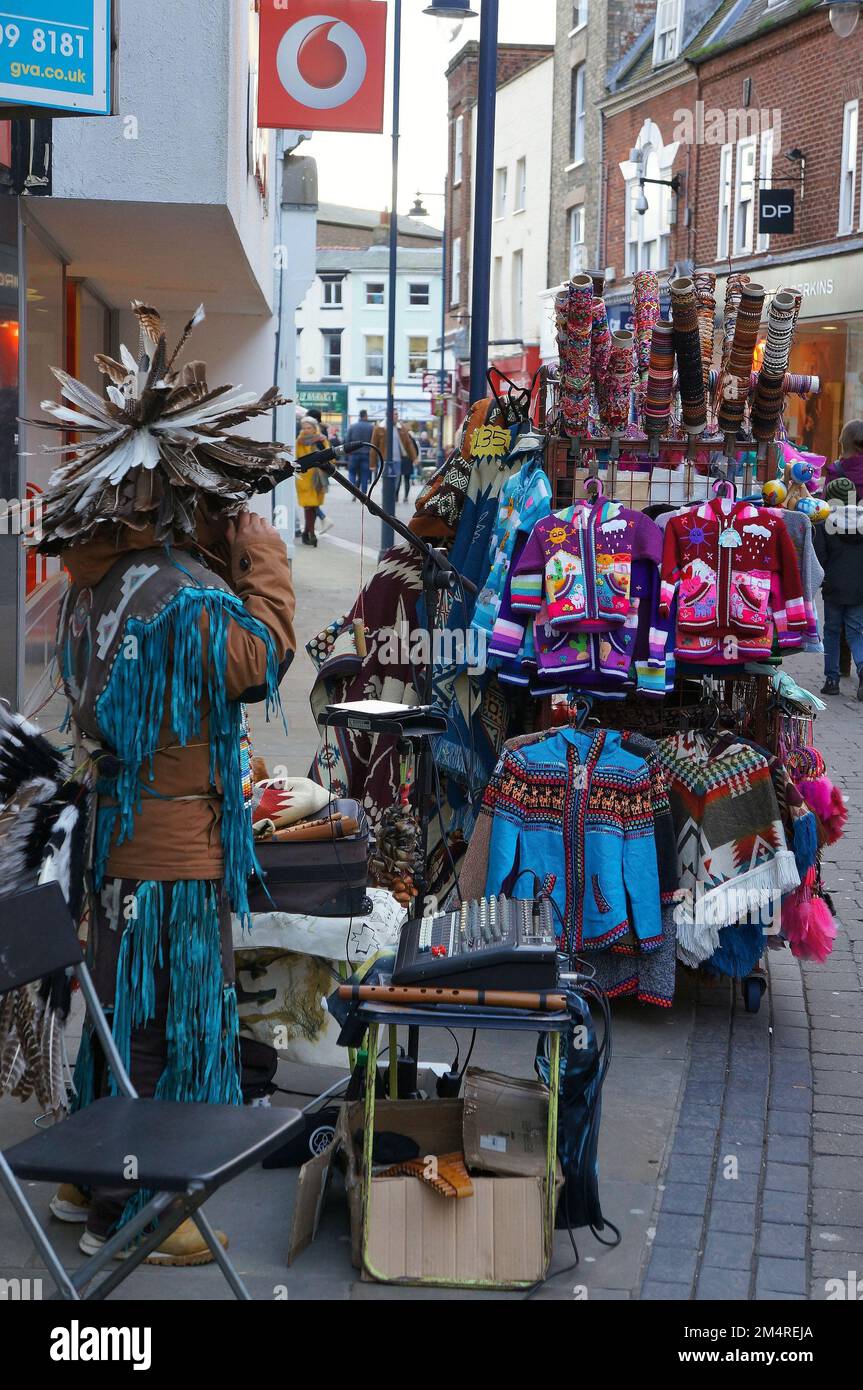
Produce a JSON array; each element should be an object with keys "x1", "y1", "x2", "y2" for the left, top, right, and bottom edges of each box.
[{"x1": 655, "y1": 731, "x2": 800, "y2": 966}]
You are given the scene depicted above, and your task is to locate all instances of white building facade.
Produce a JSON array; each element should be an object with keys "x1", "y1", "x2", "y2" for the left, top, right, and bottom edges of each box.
[{"x1": 296, "y1": 241, "x2": 444, "y2": 432}]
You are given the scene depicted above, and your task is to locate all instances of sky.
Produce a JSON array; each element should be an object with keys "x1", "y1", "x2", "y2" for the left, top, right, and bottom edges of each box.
[{"x1": 301, "y1": 0, "x2": 557, "y2": 222}]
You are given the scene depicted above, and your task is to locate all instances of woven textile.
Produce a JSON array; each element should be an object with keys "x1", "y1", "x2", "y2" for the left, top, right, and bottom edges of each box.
[
  {"x1": 655, "y1": 731, "x2": 799, "y2": 966},
  {"x1": 693, "y1": 270, "x2": 717, "y2": 390},
  {"x1": 590, "y1": 296, "x2": 612, "y2": 403},
  {"x1": 556, "y1": 274, "x2": 593, "y2": 437}
]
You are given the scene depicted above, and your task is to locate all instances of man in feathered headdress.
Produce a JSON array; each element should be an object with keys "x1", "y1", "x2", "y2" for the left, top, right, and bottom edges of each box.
[{"x1": 31, "y1": 301, "x2": 296, "y2": 1265}]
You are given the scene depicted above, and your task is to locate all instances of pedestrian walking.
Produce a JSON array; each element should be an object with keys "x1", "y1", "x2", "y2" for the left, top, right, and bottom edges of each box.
[
  {"x1": 296, "y1": 414, "x2": 328, "y2": 546},
  {"x1": 345, "y1": 408, "x2": 374, "y2": 496},
  {"x1": 372, "y1": 408, "x2": 417, "y2": 503},
  {"x1": 815, "y1": 421, "x2": 863, "y2": 698}
]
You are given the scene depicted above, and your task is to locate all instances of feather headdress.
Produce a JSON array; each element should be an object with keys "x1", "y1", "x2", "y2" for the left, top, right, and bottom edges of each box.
[{"x1": 30, "y1": 300, "x2": 290, "y2": 554}]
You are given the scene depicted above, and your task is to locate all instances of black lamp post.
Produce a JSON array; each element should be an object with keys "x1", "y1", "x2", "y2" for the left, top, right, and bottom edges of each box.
[{"x1": 409, "y1": 187, "x2": 448, "y2": 467}]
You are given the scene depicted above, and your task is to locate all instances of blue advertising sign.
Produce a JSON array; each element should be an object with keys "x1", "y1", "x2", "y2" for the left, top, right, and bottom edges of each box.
[{"x1": 0, "y1": 1, "x2": 111, "y2": 114}]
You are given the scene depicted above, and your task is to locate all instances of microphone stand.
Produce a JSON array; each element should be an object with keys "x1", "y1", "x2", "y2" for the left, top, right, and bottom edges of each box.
[{"x1": 301, "y1": 447, "x2": 477, "y2": 912}]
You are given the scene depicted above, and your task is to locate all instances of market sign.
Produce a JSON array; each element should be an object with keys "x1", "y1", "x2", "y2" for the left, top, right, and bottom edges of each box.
[
  {"x1": 298, "y1": 383, "x2": 349, "y2": 414},
  {"x1": 758, "y1": 188, "x2": 795, "y2": 236},
  {"x1": 0, "y1": 1, "x2": 112, "y2": 115},
  {"x1": 258, "y1": 0, "x2": 387, "y2": 133}
]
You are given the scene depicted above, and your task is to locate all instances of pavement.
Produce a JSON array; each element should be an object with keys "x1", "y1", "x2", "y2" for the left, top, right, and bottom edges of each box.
[{"x1": 1, "y1": 483, "x2": 862, "y2": 1301}]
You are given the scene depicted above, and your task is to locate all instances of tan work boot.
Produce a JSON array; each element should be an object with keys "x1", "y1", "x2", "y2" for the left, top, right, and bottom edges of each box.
[
  {"x1": 79, "y1": 1218, "x2": 229, "y2": 1267},
  {"x1": 50, "y1": 1184, "x2": 92, "y2": 1224}
]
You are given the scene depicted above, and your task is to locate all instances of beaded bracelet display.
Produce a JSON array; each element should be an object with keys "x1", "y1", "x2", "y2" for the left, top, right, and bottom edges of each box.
[
  {"x1": 643, "y1": 319, "x2": 675, "y2": 434},
  {"x1": 670, "y1": 276, "x2": 707, "y2": 435},
  {"x1": 632, "y1": 270, "x2": 660, "y2": 400},
  {"x1": 714, "y1": 272, "x2": 751, "y2": 416},
  {"x1": 692, "y1": 270, "x2": 717, "y2": 391},
  {"x1": 602, "y1": 329, "x2": 635, "y2": 433},
  {"x1": 751, "y1": 290, "x2": 797, "y2": 443},
  {"x1": 716, "y1": 282, "x2": 765, "y2": 437},
  {"x1": 590, "y1": 296, "x2": 612, "y2": 404}
]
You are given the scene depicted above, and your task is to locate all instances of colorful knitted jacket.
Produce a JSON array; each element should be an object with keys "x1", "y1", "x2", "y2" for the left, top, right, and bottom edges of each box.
[
  {"x1": 511, "y1": 500, "x2": 663, "y2": 630},
  {"x1": 655, "y1": 730, "x2": 800, "y2": 968},
  {"x1": 660, "y1": 499, "x2": 806, "y2": 661},
  {"x1": 470, "y1": 453, "x2": 553, "y2": 643},
  {"x1": 481, "y1": 727, "x2": 664, "y2": 954}
]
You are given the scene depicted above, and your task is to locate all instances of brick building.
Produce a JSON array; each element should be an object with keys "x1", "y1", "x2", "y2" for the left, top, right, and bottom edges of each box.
[{"x1": 598, "y1": 0, "x2": 863, "y2": 458}]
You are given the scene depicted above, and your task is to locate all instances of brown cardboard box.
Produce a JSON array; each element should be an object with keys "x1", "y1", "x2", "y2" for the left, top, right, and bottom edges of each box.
[
  {"x1": 462, "y1": 1067, "x2": 552, "y2": 1178},
  {"x1": 287, "y1": 1081, "x2": 556, "y2": 1288}
]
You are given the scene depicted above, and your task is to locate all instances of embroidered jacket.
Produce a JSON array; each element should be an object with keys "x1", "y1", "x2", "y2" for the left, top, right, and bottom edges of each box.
[
  {"x1": 482, "y1": 728, "x2": 663, "y2": 953},
  {"x1": 510, "y1": 501, "x2": 663, "y2": 630},
  {"x1": 660, "y1": 499, "x2": 806, "y2": 660},
  {"x1": 470, "y1": 454, "x2": 553, "y2": 642}
]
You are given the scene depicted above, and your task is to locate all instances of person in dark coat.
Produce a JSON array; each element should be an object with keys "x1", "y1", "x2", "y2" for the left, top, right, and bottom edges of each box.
[{"x1": 814, "y1": 481, "x2": 863, "y2": 698}]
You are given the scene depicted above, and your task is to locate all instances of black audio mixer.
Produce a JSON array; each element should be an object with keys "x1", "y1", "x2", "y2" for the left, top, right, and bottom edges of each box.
[{"x1": 392, "y1": 895, "x2": 558, "y2": 991}]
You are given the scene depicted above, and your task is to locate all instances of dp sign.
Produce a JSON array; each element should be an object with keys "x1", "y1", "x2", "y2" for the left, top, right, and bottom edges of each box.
[
  {"x1": 258, "y1": 0, "x2": 387, "y2": 134},
  {"x1": 758, "y1": 188, "x2": 795, "y2": 236}
]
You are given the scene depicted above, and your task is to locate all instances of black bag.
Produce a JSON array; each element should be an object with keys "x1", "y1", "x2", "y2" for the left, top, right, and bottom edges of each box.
[{"x1": 247, "y1": 797, "x2": 370, "y2": 917}]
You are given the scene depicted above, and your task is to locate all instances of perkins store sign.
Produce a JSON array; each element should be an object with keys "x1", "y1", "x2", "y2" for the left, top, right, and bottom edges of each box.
[{"x1": 0, "y1": 1, "x2": 112, "y2": 115}]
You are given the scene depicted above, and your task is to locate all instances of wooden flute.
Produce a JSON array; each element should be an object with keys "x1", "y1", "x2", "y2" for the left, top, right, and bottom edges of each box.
[{"x1": 337, "y1": 983, "x2": 567, "y2": 1012}]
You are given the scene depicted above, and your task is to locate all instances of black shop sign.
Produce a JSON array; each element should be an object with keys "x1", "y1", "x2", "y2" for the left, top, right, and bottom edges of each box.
[{"x1": 758, "y1": 188, "x2": 795, "y2": 235}]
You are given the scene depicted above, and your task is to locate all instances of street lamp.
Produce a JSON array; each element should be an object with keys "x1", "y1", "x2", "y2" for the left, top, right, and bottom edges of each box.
[
  {"x1": 630, "y1": 145, "x2": 682, "y2": 217},
  {"x1": 423, "y1": 2, "x2": 478, "y2": 16},
  {"x1": 818, "y1": 0, "x2": 862, "y2": 37},
  {"x1": 409, "y1": 188, "x2": 449, "y2": 467}
]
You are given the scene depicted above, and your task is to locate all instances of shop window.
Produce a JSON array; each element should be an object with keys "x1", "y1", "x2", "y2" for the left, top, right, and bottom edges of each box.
[
  {"x1": 320, "y1": 275, "x2": 344, "y2": 308},
  {"x1": 409, "y1": 282, "x2": 430, "y2": 307},
  {"x1": 733, "y1": 136, "x2": 756, "y2": 257},
  {"x1": 653, "y1": 0, "x2": 683, "y2": 65},
  {"x1": 839, "y1": 99, "x2": 859, "y2": 234},
  {"x1": 492, "y1": 256, "x2": 503, "y2": 337},
  {"x1": 365, "y1": 334, "x2": 384, "y2": 377},
  {"x1": 625, "y1": 148, "x2": 670, "y2": 274},
  {"x1": 569, "y1": 205, "x2": 586, "y2": 275},
  {"x1": 408, "y1": 336, "x2": 429, "y2": 376},
  {"x1": 366, "y1": 281, "x2": 385, "y2": 306},
  {"x1": 756, "y1": 130, "x2": 774, "y2": 253},
  {"x1": 570, "y1": 65, "x2": 585, "y2": 164},
  {"x1": 321, "y1": 329, "x2": 343, "y2": 379}
]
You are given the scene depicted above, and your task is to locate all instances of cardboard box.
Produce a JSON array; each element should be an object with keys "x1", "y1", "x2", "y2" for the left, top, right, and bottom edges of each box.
[{"x1": 287, "y1": 1078, "x2": 558, "y2": 1288}]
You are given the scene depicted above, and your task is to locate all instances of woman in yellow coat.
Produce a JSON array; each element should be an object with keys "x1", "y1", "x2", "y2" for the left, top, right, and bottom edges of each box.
[{"x1": 295, "y1": 415, "x2": 327, "y2": 546}]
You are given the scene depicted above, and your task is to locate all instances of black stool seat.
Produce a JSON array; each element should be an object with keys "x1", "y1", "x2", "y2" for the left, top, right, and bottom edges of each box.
[{"x1": 4, "y1": 1097, "x2": 303, "y2": 1191}]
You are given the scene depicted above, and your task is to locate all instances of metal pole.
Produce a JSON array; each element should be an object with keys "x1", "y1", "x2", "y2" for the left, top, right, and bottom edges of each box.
[
  {"x1": 468, "y1": 0, "x2": 499, "y2": 403},
  {"x1": 438, "y1": 175, "x2": 447, "y2": 468},
  {"x1": 380, "y1": 0, "x2": 402, "y2": 556}
]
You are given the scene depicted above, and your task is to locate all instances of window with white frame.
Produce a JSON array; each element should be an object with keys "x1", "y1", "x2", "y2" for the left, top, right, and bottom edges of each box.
[
  {"x1": 409, "y1": 281, "x2": 430, "y2": 307},
  {"x1": 364, "y1": 334, "x2": 384, "y2": 377},
  {"x1": 570, "y1": 65, "x2": 586, "y2": 164},
  {"x1": 515, "y1": 157, "x2": 527, "y2": 212},
  {"x1": 408, "y1": 336, "x2": 429, "y2": 376},
  {"x1": 625, "y1": 148, "x2": 671, "y2": 274},
  {"x1": 366, "y1": 281, "x2": 385, "y2": 306},
  {"x1": 717, "y1": 142, "x2": 733, "y2": 259},
  {"x1": 495, "y1": 165, "x2": 508, "y2": 217},
  {"x1": 571, "y1": 0, "x2": 588, "y2": 32},
  {"x1": 840, "y1": 99, "x2": 859, "y2": 234},
  {"x1": 492, "y1": 256, "x2": 503, "y2": 337},
  {"x1": 511, "y1": 250, "x2": 524, "y2": 340},
  {"x1": 454, "y1": 114, "x2": 464, "y2": 184},
  {"x1": 733, "y1": 135, "x2": 757, "y2": 256},
  {"x1": 451, "y1": 236, "x2": 461, "y2": 305},
  {"x1": 653, "y1": 0, "x2": 683, "y2": 65},
  {"x1": 321, "y1": 329, "x2": 343, "y2": 379},
  {"x1": 756, "y1": 129, "x2": 774, "y2": 252},
  {"x1": 320, "y1": 275, "x2": 343, "y2": 308},
  {"x1": 569, "y1": 204, "x2": 586, "y2": 275}
]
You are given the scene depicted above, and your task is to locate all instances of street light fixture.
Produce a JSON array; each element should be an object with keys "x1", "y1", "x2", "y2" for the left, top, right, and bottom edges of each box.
[
  {"x1": 818, "y1": 0, "x2": 862, "y2": 38},
  {"x1": 423, "y1": 2, "x2": 478, "y2": 16},
  {"x1": 630, "y1": 144, "x2": 682, "y2": 217},
  {"x1": 408, "y1": 189, "x2": 448, "y2": 466}
]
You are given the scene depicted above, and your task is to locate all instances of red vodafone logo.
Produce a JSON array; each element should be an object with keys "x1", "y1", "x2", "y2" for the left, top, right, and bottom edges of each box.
[{"x1": 258, "y1": 0, "x2": 387, "y2": 134}]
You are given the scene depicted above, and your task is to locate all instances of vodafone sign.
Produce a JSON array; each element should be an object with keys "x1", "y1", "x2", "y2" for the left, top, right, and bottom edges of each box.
[{"x1": 258, "y1": 0, "x2": 387, "y2": 134}]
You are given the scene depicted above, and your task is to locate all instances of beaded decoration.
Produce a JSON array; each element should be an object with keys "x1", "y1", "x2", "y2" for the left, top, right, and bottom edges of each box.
[
  {"x1": 751, "y1": 289, "x2": 796, "y2": 443},
  {"x1": 670, "y1": 276, "x2": 707, "y2": 435},
  {"x1": 716, "y1": 281, "x2": 765, "y2": 437},
  {"x1": 602, "y1": 329, "x2": 635, "y2": 433},
  {"x1": 643, "y1": 319, "x2": 675, "y2": 435},
  {"x1": 632, "y1": 270, "x2": 660, "y2": 401}
]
